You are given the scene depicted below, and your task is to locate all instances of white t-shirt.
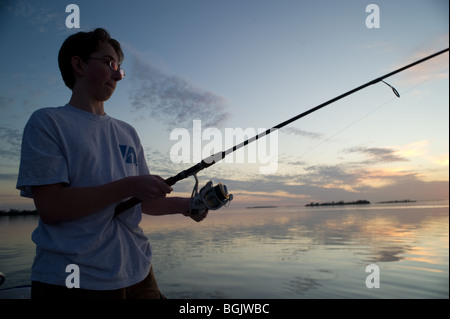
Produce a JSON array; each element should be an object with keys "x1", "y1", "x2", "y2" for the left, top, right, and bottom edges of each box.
[{"x1": 16, "y1": 104, "x2": 152, "y2": 290}]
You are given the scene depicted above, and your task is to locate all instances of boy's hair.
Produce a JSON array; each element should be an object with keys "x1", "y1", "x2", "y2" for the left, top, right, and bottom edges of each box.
[{"x1": 58, "y1": 28, "x2": 124, "y2": 89}]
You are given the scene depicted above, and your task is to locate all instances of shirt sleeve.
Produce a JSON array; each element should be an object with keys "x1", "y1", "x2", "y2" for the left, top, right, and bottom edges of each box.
[{"x1": 16, "y1": 114, "x2": 69, "y2": 198}]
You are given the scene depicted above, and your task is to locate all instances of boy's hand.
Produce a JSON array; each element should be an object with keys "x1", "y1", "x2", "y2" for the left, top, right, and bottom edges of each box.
[
  {"x1": 183, "y1": 209, "x2": 209, "y2": 223},
  {"x1": 131, "y1": 175, "x2": 173, "y2": 202},
  {"x1": 184, "y1": 180, "x2": 232, "y2": 223}
]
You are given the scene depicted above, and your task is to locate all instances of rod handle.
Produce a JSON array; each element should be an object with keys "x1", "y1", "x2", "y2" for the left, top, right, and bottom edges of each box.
[
  {"x1": 114, "y1": 197, "x2": 142, "y2": 216},
  {"x1": 114, "y1": 175, "x2": 182, "y2": 217}
]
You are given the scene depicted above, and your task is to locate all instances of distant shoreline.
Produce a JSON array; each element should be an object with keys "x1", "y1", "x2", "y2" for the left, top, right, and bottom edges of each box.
[
  {"x1": 305, "y1": 200, "x2": 370, "y2": 207},
  {"x1": 0, "y1": 199, "x2": 435, "y2": 215},
  {"x1": 0, "y1": 209, "x2": 38, "y2": 216},
  {"x1": 377, "y1": 200, "x2": 416, "y2": 204}
]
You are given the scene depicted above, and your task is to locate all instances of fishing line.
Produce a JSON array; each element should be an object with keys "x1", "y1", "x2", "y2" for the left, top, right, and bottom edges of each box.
[
  {"x1": 237, "y1": 64, "x2": 449, "y2": 199},
  {"x1": 114, "y1": 48, "x2": 449, "y2": 216},
  {"x1": 233, "y1": 98, "x2": 399, "y2": 197},
  {"x1": 305, "y1": 65, "x2": 449, "y2": 156},
  {"x1": 244, "y1": 64, "x2": 449, "y2": 191},
  {"x1": 243, "y1": 65, "x2": 450, "y2": 193}
]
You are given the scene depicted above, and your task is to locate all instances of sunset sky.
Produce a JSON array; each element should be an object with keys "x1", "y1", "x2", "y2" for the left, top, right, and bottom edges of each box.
[{"x1": 0, "y1": 0, "x2": 448, "y2": 210}]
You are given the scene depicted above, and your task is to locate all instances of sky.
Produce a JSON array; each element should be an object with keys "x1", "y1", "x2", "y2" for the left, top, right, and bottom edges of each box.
[{"x1": 0, "y1": 0, "x2": 448, "y2": 210}]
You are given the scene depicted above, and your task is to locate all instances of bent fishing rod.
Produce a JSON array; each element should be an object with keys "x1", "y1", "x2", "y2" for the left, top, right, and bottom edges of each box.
[{"x1": 115, "y1": 47, "x2": 449, "y2": 216}]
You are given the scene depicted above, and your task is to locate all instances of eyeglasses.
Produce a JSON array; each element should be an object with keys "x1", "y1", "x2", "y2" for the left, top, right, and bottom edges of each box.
[{"x1": 87, "y1": 58, "x2": 125, "y2": 78}]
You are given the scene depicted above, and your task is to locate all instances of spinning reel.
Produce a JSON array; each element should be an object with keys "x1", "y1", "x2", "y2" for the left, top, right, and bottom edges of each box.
[{"x1": 190, "y1": 174, "x2": 233, "y2": 215}]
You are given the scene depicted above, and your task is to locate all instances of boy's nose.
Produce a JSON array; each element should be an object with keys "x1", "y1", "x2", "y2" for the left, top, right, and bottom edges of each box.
[{"x1": 113, "y1": 69, "x2": 123, "y2": 81}]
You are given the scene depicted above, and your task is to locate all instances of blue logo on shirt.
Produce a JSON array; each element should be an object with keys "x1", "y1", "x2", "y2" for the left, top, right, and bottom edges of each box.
[{"x1": 119, "y1": 145, "x2": 137, "y2": 166}]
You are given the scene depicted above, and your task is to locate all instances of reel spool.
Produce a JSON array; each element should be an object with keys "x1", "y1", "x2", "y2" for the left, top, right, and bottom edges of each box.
[
  {"x1": 202, "y1": 182, "x2": 231, "y2": 209},
  {"x1": 191, "y1": 175, "x2": 233, "y2": 214}
]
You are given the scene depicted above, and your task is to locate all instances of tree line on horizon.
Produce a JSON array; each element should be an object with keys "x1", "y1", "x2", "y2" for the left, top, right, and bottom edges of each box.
[
  {"x1": 0, "y1": 209, "x2": 38, "y2": 216},
  {"x1": 305, "y1": 200, "x2": 371, "y2": 207}
]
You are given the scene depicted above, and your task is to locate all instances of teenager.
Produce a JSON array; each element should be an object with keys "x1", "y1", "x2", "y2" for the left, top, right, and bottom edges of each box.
[{"x1": 17, "y1": 28, "x2": 208, "y2": 299}]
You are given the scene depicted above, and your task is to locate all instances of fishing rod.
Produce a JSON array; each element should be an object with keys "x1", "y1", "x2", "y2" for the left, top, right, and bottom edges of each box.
[{"x1": 114, "y1": 47, "x2": 449, "y2": 216}]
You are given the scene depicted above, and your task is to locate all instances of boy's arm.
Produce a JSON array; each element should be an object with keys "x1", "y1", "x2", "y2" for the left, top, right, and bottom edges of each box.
[
  {"x1": 142, "y1": 197, "x2": 208, "y2": 223},
  {"x1": 32, "y1": 175, "x2": 172, "y2": 224}
]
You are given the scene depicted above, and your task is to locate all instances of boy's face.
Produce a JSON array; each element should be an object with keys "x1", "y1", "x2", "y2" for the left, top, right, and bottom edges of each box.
[{"x1": 81, "y1": 43, "x2": 123, "y2": 102}]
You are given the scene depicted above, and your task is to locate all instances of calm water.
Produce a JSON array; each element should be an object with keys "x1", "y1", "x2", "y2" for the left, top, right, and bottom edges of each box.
[{"x1": 0, "y1": 201, "x2": 448, "y2": 298}]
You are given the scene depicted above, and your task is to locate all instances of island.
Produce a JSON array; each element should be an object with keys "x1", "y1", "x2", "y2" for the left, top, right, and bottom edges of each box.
[{"x1": 305, "y1": 200, "x2": 370, "y2": 207}]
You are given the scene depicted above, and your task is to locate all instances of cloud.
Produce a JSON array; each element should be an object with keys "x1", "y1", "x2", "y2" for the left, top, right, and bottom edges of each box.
[
  {"x1": 355, "y1": 175, "x2": 449, "y2": 201},
  {"x1": 128, "y1": 54, "x2": 230, "y2": 129},
  {"x1": 281, "y1": 127, "x2": 323, "y2": 139},
  {"x1": 2, "y1": 0, "x2": 66, "y2": 32},
  {"x1": 345, "y1": 146, "x2": 409, "y2": 163},
  {"x1": 395, "y1": 45, "x2": 449, "y2": 86},
  {"x1": 427, "y1": 153, "x2": 449, "y2": 166},
  {"x1": 0, "y1": 96, "x2": 16, "y2": 111},
  {"x1": 224, "y1": 167, "x2": 449, "y2": 206},
  {"x1": 302, "y1": 165, "x2": 358, "y2": 187},
  {"x1": 395, "y1": 140, "x2": 430, "y2": 158},
  {"x1": 154, "y1": 134, "x2": 449, "y2": 206},
  {"x1": 0, "y1": 127, "x2": 22, "y2": 161},
  {"x1": 144, "y1": 147, "x2": 179, "y2": 177}
]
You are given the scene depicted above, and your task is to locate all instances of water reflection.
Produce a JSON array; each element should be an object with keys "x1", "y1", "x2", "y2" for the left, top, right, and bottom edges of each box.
[
  {"x1": 0, "y1": 203, "x2": 447, "y2": 298},
  {"x1": 0, "y1": 215, "x2": 38, "y2": 290},
  {"x1": 142, "y1": 203, "x2": 449, "y2": 298}
]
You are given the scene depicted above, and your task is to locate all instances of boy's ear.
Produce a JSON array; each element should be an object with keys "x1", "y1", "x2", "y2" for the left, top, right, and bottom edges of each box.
[{"x1": 71, "y1": 56, "x2": 85, "y2": 77}]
